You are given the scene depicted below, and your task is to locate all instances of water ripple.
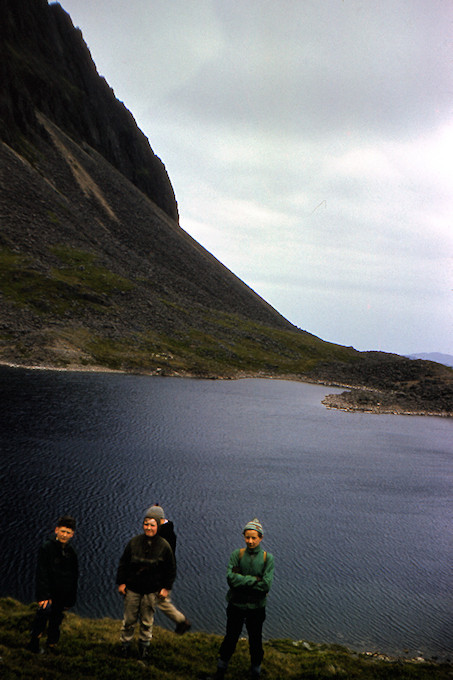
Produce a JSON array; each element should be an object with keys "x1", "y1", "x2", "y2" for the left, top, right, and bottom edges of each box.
[{"x1": 0, "y1": 369, "x2": 451, "y2": 659}]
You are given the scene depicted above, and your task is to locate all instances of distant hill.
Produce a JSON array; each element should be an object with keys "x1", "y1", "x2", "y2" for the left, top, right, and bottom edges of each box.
[
  {"x1": 407, "y1": 353, "x2": 453, "y2": 368},
  {"x1": 0, "y1": 0, "x2": 451, "y2": 416}
]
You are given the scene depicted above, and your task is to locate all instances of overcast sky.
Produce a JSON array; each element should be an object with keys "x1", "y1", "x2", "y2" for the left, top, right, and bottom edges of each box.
[{"x1": 56, "y1": 0, "x2": 452, "y2": 356}]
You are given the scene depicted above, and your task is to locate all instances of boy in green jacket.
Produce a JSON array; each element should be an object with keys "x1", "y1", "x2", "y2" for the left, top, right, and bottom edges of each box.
[{"x1": 214, "y1": 518, "x2": 274, "y2": 679}]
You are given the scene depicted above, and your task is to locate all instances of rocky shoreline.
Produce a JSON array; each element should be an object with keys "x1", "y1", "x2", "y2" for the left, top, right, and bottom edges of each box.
[
  {"x1": 2, "y1": 360, "x2": 451, "y2": 417},
  {"x1": 321, "y1": 390, "x2": 453, "y2": 417}
]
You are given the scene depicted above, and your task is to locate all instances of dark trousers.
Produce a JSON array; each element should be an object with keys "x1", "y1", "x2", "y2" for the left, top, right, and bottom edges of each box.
[
  {"x1": 30, "y1": 602, "x2": 65, "y2": 645},
  {"x1": 219, "y1": 603, "x2": 266, "y2": 668}
]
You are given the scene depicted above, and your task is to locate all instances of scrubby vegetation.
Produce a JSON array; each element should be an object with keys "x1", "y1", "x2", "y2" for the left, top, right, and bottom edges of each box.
[
  {"x1": 0, "y1": 599, "x2": 451, "y2": 679},
  {"x1": 0, "y1": 246, "x2": 363, "y2": 376},
  {"x1": 0, "y1": 246, "x2": 134, "y2": 317}
]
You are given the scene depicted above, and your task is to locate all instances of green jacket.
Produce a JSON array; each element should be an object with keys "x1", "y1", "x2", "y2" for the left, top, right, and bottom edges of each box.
[{"x1": 226, "y1": 545, "x2": 274, "y2": 609}]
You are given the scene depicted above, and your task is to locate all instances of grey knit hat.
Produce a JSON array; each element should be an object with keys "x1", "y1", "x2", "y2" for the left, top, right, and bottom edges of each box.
[
  {"x1": 144, "y1": 504, "x2": 165, "y2": 524},
  {"x1": 243, "y1": 518, "x2": 263, "y2": 537}
]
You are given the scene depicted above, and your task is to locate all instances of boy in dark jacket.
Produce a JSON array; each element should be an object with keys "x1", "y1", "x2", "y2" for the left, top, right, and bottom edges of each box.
[
  {"x1": 146, "y1": 505, "x2": 191, "y2": 635},
  {"x1": 116, "y1": 506, "x2": 177, "y2": 660},
  {"x1": 27, "y1": 515, "x2": 78, "y2": 654}
]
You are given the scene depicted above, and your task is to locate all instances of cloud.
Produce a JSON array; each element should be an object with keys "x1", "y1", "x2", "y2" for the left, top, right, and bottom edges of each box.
[
  {"x1": 151, "y1": 0, "x2": 453, "y2": 138},
  {"x1": 63, "y1": 0, "x2": 225, "y2": 106}
]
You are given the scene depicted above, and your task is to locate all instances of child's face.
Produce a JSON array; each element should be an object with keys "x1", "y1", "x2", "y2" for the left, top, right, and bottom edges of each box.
[
  {"x1": 55, "y1": 526, "x2": 75, "y2": 544},
  {"x1": 143, "y1": 518, "x2": 158, "y2": 537},
  {"x1": 244, "y1": 530, "x2": 262, "y2": 550}
]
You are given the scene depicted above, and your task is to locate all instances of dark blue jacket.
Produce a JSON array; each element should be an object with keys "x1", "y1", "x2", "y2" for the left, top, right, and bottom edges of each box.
[{"x1": 35, "y1": 536, "x2": 78, "y2": 607}]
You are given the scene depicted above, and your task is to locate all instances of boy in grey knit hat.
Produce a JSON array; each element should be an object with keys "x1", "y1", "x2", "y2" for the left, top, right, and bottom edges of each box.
[
  {"x1": 144, "y1": 505, "x2": 191, "y2": 635},
  {"x1": 116, "y1": 506, "x2": 176, "y2": 660}
]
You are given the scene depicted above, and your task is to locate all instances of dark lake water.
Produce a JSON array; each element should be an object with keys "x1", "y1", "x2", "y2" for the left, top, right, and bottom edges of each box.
[{"x1": 0, "y1": 366, "x2": 451, "y2": 660}]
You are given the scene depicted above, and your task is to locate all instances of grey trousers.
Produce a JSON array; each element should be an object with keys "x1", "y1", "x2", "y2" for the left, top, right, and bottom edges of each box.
[
  {"x1": 156, "y1": 592, "x2": 185, "y2": 625},
  {"x1": 120, "y1": 590, "x2": 185, "y2": 644},
  {"x1": 121, "y1": 590, "x2": 158, "y2": 644}
]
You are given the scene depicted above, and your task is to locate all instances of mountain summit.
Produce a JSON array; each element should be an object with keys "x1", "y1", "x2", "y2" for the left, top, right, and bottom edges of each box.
[
  {"x1": 0, "y1": 0, "x2": 451, "y2": 415},
  {"x1": 1, "y1": 0, "x2": 178, "y2": 220}
]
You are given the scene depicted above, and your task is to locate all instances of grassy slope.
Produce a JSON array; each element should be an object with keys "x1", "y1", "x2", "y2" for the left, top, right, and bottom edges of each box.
[
  {"x1": 2, "y1": 242, "x2": 452, "y2": 417},
  {"x1": 0, "y1": 599, "x2": 451, "y2": 679},
  {"x1": 0, "y1": 244, "x2": 357, "y2": 375}
]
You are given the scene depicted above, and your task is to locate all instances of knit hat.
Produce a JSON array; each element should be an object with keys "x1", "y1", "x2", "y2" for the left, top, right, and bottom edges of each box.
[
  {"x1": 144, "y1": 504, "x2": 165, "y2": 524},
  {"x1": 243, "y1": 518, "x2": 263, "y2": 537}
]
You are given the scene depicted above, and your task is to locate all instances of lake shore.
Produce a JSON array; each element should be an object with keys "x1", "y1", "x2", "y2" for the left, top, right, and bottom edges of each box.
[
  {"x1": 1, "y1": 598, "x2": 451, "y2": 679},
  {"x1": 1, "y1": 359, "x2": 451, "y2": 417}
]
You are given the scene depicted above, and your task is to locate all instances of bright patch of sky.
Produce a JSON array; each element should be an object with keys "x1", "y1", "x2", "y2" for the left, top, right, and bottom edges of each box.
[{"x1": 56, "y1": 0, "x2": 453, "y2": 355}]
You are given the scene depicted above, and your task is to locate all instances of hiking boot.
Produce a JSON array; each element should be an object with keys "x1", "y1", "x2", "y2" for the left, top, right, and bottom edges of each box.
[
  {"x1": 26, "y1": 638, "x2": 41, "y2": 654},
  {"x1": 46, "y1": 644, "x2": 59, "y2": 655},
  {"x1": 138, "y1": 642, "x2": 150, "y2": 661},
  {"x1": 119, "y1": 643, "x2": 131, "y2": 658},
  {"x1": 175, "y1": 618, "x2": 192, "y2": 635}
]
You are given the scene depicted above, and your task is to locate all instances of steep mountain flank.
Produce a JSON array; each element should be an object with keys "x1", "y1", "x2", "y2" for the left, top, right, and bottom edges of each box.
[
  {"x1": 0, "y1": 0, "x2": 308, "y2": 367},
  {"x1": 0, "y1": 0, "x2": 451, "y2": 415},
  {"x1": 0, "y1": 108, "x2": 300, "y2": 357},
  {"x1": 0, "y1": 0, "x2": 178, "y2": 220}
]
